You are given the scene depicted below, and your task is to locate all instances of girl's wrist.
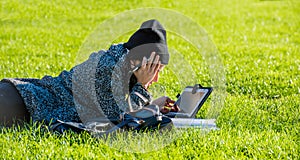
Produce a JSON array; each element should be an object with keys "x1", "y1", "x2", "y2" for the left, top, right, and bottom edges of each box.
[{"x1": 136, "y1": 82, "x2": 147, "y2": 88}]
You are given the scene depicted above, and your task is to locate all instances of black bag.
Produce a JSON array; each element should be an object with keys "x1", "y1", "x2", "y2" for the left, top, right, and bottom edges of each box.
[
  {"x1": 49, "y1": 105, "x2": 173, "y2": 135},
  {"x1": 119, "y1": 105, "x2": 173, "y2": 132}
]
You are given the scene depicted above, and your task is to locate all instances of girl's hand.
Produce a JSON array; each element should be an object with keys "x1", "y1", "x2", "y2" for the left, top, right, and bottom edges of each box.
[
  {"x1": 133, "y1": 52, "x2": 161, "y2": 88},
  {"x1": 160, "y1": 98, "x2": 180, "y2": 114},
  {"x1": 152, "y1": 96, "x2": 180, "y2": 114}
]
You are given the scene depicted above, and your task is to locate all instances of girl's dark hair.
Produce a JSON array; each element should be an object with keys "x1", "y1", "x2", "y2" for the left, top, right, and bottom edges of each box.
[
  {"x1": 129, "y1": 74, "x2": 138, "y2": 92},
  {"x1": 120, "y1": 57, "x2": 138, "y2": 93}
]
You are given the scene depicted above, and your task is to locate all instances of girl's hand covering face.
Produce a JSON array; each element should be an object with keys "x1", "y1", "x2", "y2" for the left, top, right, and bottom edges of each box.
[{"x1": 133, "y1": 52, "x2": 161, "y2": 88}]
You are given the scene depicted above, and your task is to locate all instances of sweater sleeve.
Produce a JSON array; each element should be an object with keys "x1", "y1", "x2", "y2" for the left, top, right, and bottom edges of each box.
[
  {"x1": 113, "y1": 80, "x2": 152, "y2": 113},
  {"x1": 95, "y1": 61, "x2": 120, "y2": 119},
  {"x1": 95, "y1": 54, "x2": 152, "y2": 119},
  {"x1": 128, "y1": 82, "x2": 152, "y2": 110}
]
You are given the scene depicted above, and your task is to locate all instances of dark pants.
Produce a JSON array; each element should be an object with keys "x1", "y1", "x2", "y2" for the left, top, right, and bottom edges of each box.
[{"x1": 0, "y1": 81, "x2": 30, "y2": 127}]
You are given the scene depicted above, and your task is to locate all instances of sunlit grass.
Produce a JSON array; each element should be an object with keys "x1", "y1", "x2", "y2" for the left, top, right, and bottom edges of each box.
[{"x1": 0, "y1": 0, "x2": 299, "y2": 159}]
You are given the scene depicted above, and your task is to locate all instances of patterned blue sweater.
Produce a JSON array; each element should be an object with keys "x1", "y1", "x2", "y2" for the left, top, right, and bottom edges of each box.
[{"x1": 3, "y1": 44, "x2": 152, "y2": 123}]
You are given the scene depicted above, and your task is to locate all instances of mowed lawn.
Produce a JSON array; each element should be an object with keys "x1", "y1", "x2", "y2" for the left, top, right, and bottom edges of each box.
[{"x1": 1, "y1": 0, "x2": 299, "y2": 159}]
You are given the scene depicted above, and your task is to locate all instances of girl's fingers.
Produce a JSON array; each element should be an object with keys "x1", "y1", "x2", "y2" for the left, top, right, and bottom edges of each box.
[
  {"x1": 148, "y1": 52, "x2": 156, "y2": 64},
  {"x1": 170, "y1": 100, "x2": 176, "y2": 103},
  {"x1": 165, "y1": 102, "x2": 174, "y2": 107},
  {"x1": 173, "y1": 104, "x2": 180, "y2": 111},
  {"x1": 145, "y1": 52, "x2": 155, "y2": 69},
  {"x1": 153, "y1": 55, "x2": 160, "y2": 67},
  {"x1": 153, "y1": 60, "x2": 161, "y2": 73},
  {"x1": 166, "y1": 98, "x2": 175, "y2": 104},
  {"x1": 141, "y1": 56, "x2": 147, "y2": 69}
]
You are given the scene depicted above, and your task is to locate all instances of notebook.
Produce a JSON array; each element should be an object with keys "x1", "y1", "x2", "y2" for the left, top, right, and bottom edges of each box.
[{"x1": 165, "y1": 84, "x2": 213, "y2": 118}]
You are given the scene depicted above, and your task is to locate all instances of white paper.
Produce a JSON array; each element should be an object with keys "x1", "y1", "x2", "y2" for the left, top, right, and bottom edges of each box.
[{"x1": 171, "y1": 118, "x2": 218, "y2": 129}]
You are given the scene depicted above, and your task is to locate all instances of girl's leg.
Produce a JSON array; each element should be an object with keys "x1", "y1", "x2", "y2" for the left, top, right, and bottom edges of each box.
[{"x1": 0, "y1": 82, "x2": 30, "y2": 127}]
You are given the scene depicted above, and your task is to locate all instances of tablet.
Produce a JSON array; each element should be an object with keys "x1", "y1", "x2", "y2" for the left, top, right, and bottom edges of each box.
[{"x1": 166, "y1": 85, "x2": 213, "y2": 118}]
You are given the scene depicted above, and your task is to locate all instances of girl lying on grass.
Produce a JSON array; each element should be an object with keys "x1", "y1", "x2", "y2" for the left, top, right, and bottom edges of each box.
[{"x1": 0, "y1": 19, "x2": 179, "y2": 127}]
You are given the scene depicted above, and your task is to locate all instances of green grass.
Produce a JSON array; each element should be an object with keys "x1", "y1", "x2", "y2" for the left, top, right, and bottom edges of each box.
[{"x1": 1, "y1": 0, "x2": 299, "y2": 159}]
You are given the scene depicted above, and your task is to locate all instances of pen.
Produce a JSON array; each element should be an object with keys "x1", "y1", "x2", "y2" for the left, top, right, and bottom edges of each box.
[
  {"x1": 131, "y1": 58, "x2": 151, "y2": 73},
  {"x1": 131, "y1": 64, "x2": 142, "y2": 72}
]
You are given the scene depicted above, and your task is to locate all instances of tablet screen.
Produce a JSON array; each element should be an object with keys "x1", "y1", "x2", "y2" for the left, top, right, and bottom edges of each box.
[{"x1": 175, "y1": 87, "x2": 209, "y2": 117}]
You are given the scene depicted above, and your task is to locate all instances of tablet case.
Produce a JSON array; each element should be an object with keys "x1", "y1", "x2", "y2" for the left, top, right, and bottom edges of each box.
[{"x1": 165, "y1": 84, "x2": 213, "y2": 118}]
